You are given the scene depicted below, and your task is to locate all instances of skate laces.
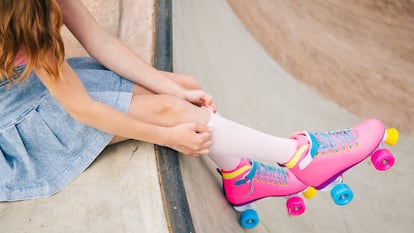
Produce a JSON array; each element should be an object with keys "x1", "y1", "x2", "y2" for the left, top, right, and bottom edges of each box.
[
  {"x1": 235, "y1": 160, "x2": 288, "y2": 190},
  {"x1": 314, "y1": 128, "x2": 358, "y2": 155}
]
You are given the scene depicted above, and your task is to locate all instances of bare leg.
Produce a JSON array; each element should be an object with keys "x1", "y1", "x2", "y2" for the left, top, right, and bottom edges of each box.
[
  {"x1": 109, "y1": 83, "x2": 297, "y2": 171},
  {"x1": 110, "y1": 84, "x2": 242, "y2": 169},
  {"x1": 110, "y1": 72, "x2": 201, "y2": 144}
]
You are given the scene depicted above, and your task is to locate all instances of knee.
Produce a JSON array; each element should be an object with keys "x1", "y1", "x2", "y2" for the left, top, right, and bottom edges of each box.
[
  {"x1": 182, "y1": 77, "x2": 201, "y2": 90},
  {"x1": 174, "y1": 74, "x2": 201, "y2": 90},
  {"x1": 157, "y1": 95, "x2": 190, "y2": 119},
  {"x1": 156, "y1": 94, "x2": 209, "y2": 125}
]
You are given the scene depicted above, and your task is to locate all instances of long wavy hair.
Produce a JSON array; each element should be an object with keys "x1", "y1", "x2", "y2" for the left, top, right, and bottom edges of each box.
[{"x1": 0, "y1": 0, "x2": 65, "y2": 82}]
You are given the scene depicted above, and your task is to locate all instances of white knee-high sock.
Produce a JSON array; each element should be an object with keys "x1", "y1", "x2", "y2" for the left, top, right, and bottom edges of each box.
[{"x1": 207, "y1": 112, "x2": 297, "y2": 171}]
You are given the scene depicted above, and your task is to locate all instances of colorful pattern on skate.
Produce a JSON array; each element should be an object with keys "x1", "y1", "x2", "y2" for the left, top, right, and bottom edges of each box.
[
  {"x1": 219, "y1": 159, "x2": 309, "y2": 228},
  {"x1": 287, "y1": 119, "x2": 398, "y2": 205}
]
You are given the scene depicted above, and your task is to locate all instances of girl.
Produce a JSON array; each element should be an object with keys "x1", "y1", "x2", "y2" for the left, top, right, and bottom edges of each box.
[{"x1": 0, "y1": 0, "x2": 390, "y2": 208}]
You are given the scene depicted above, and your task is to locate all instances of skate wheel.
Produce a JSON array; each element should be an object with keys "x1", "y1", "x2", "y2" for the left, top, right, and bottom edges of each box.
[
  {"x1": 303, "y1": 187, "x2": 318, "y2": 199},
  {"x1": 371, "y1": 148, "x2": 395, "y2": 171},
  {"x1": 330, "y1": 183, "x2": 353, "y2": 206},
  {"x1": 385, "y1": 128, "x2": 399, "y2": 146},
  {"x1": 286, "y1": 196, "x2": 306, "y2": 216},
  {"x1": 240, "y1": 209, "x2": 259, "y2": 229}
]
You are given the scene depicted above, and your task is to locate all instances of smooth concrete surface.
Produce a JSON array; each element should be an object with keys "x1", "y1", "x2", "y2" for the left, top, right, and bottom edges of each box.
[
  {"x1": 227, "y1": 0, "x2": 414, "y2": 134},
  {"x1": 172, "y1": 0, "x2": 413, "y2": 232},
  {"x1": 0, "y1": 1, "x2": 169, "y2": 233}
]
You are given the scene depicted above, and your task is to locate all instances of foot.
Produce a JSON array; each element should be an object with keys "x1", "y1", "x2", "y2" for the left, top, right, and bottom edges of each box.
[
  {"x1": 284, "y1": 119, "x2": 392, "y2": 189},
  {"x1": 220, "y1": 159, "x2": 307, "y2": 206}
]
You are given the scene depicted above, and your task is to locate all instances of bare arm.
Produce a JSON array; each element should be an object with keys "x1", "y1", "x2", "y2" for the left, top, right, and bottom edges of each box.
[
  {"x1": 35, "y1": 61, "x2": 167, "y2": 146},
  {"x1": 43, "y1": 0, "x2": 213, "y2": 155},
  {"x1": 34, "y1": 61, "x2": 211, "y2": 155},
  {"x1": 57, "y1": 0, "x2": 184, "y2": 97}
]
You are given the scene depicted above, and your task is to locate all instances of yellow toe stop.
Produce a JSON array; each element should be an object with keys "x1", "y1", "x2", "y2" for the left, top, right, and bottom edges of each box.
[
  {"x1": 303, "y1": 187, "x2": 318, "y2": 199},
  {"x1": 385, "y1": 128, "x2": 399, "y2": 146}
]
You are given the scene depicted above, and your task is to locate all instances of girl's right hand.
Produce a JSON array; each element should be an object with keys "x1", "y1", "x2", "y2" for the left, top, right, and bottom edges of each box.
[
  {"x1": 183, "y1": 89, "x2": 217, "y2": 113},
  {"x1": 165, "y1": 122, "x2": 212, "y2": 156}
]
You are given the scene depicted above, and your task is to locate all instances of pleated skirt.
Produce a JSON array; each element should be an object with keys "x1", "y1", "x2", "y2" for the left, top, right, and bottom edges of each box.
[{"x1": 0, "y1": 57, "x2": 133, "y2": 201}]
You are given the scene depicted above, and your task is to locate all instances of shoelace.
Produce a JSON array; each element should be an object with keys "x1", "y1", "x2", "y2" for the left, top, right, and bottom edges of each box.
[
  {"x1": 235, "y1": 160, "x2": 288, "y2": 195},
  {"x1": 314, "y1": 128, "x2": 358, "y2": 155}
]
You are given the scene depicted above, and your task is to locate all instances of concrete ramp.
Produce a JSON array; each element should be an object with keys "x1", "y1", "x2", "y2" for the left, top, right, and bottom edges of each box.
[
  {"x1": 1, "y1": 0, "x2": 412, "y2": 232},
  {"x1": 172, "y1": 0, "x2": 414, "y2": 232}
]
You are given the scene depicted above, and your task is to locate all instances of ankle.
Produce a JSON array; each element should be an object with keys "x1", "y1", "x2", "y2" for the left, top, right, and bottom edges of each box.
[
  {"x1": 221, "y1": 158, "x2": 251, "y2": 173},
  {"x1": 283, "y1": 132, "x2": 316, "y2": 168}
]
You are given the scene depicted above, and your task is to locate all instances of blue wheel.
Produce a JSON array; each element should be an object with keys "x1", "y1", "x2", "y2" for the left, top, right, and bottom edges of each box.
[
  {"x1": 330, "y1": 183, "x2": 354, "y2": 206},
  {"x1": 240, "y1": 209, "x2": 259, "y2": 229}
]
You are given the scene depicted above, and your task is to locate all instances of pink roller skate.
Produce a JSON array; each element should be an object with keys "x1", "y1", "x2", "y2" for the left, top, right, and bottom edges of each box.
[
  {"x1": 220, "y1": 159, "x2": 308, "y2": 228},
  {"x1": 284, "y1": 119, "x2": 398, "y2": 205}
]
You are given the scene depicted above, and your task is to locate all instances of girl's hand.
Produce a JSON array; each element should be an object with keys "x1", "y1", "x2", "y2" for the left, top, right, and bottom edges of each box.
[
  {"x1": 183, "y1": 89, "x2": 217, "y2": 113},
  {"x1": 162, "y1": 71, "x2": 218, "y2": 112},
  {"x1": 164, "y1": 122, "x2": 212, "y2": 156}
]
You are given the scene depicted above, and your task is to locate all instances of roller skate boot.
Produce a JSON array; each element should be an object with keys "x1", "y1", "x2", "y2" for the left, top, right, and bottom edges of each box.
[
  {"x1": 220, "y1": 159, "x2": 308, "y2": 228},
  {"x1": 284, "y1": 119, "x2": 398, "y2": 205}
]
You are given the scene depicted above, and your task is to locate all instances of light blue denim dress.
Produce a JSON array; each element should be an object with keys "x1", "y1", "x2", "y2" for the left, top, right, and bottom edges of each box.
[{"x1": 0, "y1": 57, "x2": 133, "y2": 201}]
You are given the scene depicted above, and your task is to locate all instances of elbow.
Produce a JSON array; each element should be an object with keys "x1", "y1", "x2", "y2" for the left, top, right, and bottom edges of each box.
[
  {"x1": 68, "y1": 108, "x2": 89, "y2": 125},
  {"x1": 63, "y1": 98, "x2": 95, "y2": 125}
]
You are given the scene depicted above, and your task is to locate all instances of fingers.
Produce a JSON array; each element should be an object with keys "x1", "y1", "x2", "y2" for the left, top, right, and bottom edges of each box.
[
  {"x1": 187, "y1": 124, "x2": 212, "y2": 156},
  {"x1": 190, "y1": 130, "x2": 212, "y2": 156},
  {"x1": 200, "y1": 94, "x2": 217, "y2": 113},
  {"x1": 183, "y1": 89, "x2": 217, "y2": 111},
  {"x1": 169, "y1": 122, "x2": 213, "y2": 157},
  {"x1": 193, "y1": 123, "x2": 212, "y2": 134},
  {"x1": 198, "y1": 131, "x2": 213, "y2": 150},
  {"x1": 209, "y1": 103, "x2": 217, "y2": 113}
]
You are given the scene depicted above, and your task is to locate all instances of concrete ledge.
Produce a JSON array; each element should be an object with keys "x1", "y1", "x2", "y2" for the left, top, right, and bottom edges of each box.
[
  {"x1": 154, "y1": 0, "x2": 195, "y2": 232},
  {"x1": 0, "y1": 1, "x2": 170, "y2": 232}
]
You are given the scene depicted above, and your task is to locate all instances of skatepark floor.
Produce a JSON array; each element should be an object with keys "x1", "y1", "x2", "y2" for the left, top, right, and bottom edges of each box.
[
  {"x1": 173, "y1": 0, "x2": 413, "y2": 232},
  {"x1": 0, "y1": 0, "x2": 413, "y2": 232}
]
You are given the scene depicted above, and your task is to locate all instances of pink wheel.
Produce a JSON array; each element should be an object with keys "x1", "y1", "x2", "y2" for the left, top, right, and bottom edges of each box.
[
  {"x1": 371, "y1": 148, "x2": 395, "y2": 171},
  {"x1": 286, "y1": 196, "x2": 305, "y2": 216}
]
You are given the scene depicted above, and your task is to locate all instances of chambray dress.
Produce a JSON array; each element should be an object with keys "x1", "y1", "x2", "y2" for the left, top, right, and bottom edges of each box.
[{"x1": 0, "y1": 57, "x2": 133, "y2": 201}]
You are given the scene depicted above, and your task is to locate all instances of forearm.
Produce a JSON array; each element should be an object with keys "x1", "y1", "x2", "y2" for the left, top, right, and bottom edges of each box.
[
  {"x1": 58, "y1": 0, "x2": 184, "y2": 97},
  {"x1": 87, "y1": 35, "x2": 184, "y2": 97},
  {"x1": 35, "y1": 60, "x2": 170, "y2": 147}
]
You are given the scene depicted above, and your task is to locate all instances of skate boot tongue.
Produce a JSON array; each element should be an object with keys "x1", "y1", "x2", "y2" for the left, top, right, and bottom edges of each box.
[{"x1": 314, "y1": 129, "x2": 358, "y2": 155}]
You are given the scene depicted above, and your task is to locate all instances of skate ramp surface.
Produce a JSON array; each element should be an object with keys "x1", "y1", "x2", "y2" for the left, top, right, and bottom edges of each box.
[
  {"x1": 172, "y1": 0, "x2": 413, "y2": 232},
  {"x1": 227, "y1": 0, "x2": 414, "y2": 134}
]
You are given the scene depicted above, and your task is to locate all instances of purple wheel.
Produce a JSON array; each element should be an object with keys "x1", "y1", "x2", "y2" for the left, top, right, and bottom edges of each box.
[
  {"x1": 371, "y1": 148, "x2": 395, "y2": 171},
  {"x1": 286, "y1": 196, "x2": 306, "y2": 216}
]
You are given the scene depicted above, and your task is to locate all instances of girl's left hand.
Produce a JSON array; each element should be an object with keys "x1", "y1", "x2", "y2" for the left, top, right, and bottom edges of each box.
[{"x1": 183, "y1": 89, "x2": 217, "y2": 113}]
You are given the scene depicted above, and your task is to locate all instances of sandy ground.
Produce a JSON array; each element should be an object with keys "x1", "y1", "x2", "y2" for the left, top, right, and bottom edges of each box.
[
  {"x1": 227, "y1": 0, "x2": 414, "y2": 135},
  {"x1": 173, "y1": 0, "x2": 414, "y2": 232}
]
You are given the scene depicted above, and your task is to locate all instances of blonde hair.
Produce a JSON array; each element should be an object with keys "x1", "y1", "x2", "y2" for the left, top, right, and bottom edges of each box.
[{"x1": 0, "y1": 0, "x2": 65, "y2": 82}]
